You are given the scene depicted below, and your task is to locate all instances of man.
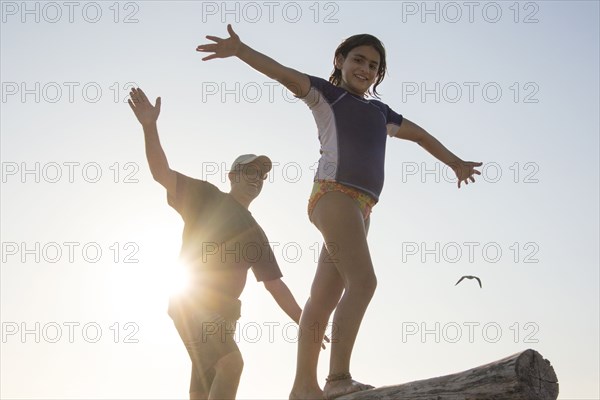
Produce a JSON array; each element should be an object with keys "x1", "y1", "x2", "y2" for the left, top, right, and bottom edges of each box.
[{"x1": 128, "y1": 87, "x2": 303, "y2": 399}]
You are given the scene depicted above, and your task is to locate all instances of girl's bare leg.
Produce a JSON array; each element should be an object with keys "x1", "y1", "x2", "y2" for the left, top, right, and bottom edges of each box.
[
  {"x1": 209, "y1": 351, "x2": 244, "y2": 400},
  {"x1": 290, "y1": 244, "x2": 345, "y2": 399},
  {"x1": 310, "y1": 191, "x2": 376, "y2": 398}
]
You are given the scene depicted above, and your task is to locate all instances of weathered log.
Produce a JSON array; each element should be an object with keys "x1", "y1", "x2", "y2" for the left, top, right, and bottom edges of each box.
[{"x1": 340, "y1": 349, "x2": 558, "y2": 400}]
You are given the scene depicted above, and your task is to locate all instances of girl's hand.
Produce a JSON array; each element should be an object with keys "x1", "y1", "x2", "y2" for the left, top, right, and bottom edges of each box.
[
  {"x1": 128, "y1": 87, "x2": 161, "y2": 126},
  {"x1": 196, "y1": 24, "x2": 241, "y2": 61},
  {"x1": 452, "y1": 161, "x2": 483, "y2": 188}
]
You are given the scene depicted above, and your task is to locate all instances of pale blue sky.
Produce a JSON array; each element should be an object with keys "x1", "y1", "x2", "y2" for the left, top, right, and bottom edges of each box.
[{"x1": 1, "y1": 1, "x2": 599, "y2": 399}]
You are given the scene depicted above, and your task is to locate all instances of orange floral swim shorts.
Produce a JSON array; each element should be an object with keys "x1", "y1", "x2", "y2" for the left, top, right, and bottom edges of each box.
[{"x1": 307, "y1": 180, "x2": 377, "y2": 221}]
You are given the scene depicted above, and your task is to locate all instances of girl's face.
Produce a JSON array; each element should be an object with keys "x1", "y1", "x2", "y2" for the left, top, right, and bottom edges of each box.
[{"x1": 335, "y1": 45, "x2": 381, "y2": 96}]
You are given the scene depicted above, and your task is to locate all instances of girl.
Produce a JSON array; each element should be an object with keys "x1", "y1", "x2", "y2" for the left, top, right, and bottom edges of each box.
[{"x1": 197, "y1": 25, "x2": 481, "y2": 399}]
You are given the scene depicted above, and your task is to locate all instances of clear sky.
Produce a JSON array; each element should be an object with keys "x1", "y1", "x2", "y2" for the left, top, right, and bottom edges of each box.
[{"x1": 1, "y1": 1, "x2": 598, "y2": 399}]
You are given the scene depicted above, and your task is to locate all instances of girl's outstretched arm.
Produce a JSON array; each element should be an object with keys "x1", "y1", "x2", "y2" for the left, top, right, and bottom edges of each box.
[
  {"x1": 197, "y1": 24, "x2": 310, "y2": 98},
  {"x1": 394, "y1": 118, "x2": 482, "y2": 188}
]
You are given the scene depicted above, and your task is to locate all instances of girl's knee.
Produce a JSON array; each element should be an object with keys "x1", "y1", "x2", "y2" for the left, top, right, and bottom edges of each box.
[
  {"x1": 308, "y1": 292, "x2": 341, "y2": 315},
  {"x1": 310, "y1": 280, "x2": 343, "y2": 305},
  {"x1": 347, "y1": 274, "x2": 377, "y2": 296}
]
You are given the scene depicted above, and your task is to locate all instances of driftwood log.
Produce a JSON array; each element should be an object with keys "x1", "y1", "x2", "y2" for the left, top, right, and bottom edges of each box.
[{"x1": 340, "y1": 349, "x2": 558, "y2": 400}]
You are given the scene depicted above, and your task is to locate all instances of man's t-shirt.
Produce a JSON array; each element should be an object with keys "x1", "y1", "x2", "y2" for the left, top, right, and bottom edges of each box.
[{"x1": 167, "y1": 172, "x2": 283, "y2": 301}]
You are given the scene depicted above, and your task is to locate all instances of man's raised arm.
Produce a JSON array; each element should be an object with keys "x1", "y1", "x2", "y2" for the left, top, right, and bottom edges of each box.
[{"x1": 128, "y1": 88, "x2": 176, "y2": 194}]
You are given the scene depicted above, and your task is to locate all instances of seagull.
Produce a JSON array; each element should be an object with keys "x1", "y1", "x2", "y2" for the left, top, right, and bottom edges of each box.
[{"x1": 455, "y1": 275, "x2": 482, "y2": 288}]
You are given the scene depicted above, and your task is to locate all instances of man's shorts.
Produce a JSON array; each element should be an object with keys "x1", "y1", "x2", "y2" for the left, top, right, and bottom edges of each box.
[
  {"x1": 308, "y1": 180, "x2": 377, "y2": 221},
  {"x1": 169, "y1": 296, "x2": 241, "y2": 394}
]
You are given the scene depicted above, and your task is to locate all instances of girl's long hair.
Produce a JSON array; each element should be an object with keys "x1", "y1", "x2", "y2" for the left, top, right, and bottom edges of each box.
[{"x1": 329, "y1": 34, "x2": 387, "y2": 98}]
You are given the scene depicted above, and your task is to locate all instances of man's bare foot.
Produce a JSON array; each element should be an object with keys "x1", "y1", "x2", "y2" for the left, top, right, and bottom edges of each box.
[
  {"x1": 289, "y1": 387, "x2": 324, "y2": 400},
  {"x1": 323, "y1": 373, "x2": 374, "y2": 400}
]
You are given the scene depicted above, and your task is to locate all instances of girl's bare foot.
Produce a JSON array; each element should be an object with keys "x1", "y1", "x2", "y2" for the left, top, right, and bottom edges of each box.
[{"x1": 323, "y1": 373, "x2": 374, "y2": 399}]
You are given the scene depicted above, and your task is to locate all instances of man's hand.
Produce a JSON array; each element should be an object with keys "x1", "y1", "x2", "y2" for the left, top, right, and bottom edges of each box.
[
  {"x1": 196, "y1": 24, "x2": 242, "y2": 61},
  {"x1": 451, "y1": 161, "x2": 483, "y2": 188},
  {"x1": 128, "y1": 87, "x2": 161, "y2": 126}
]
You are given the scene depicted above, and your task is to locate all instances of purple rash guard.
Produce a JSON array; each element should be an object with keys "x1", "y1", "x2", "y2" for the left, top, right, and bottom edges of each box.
[{"x1": 301, "y1": 75, "x2": 403, "y2": 201}]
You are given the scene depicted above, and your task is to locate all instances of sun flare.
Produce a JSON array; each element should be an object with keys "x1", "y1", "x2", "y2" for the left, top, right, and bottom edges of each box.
[{"x1": 162, "y1": 259, "x2": 191, "y2": 297}]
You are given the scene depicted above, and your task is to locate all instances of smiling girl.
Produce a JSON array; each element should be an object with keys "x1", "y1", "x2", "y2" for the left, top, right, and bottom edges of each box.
[{"x1": 197, "y1": 25, "x2": 481, "y2": 399}]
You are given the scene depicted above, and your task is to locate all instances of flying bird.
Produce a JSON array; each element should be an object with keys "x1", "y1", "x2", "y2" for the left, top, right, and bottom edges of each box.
[{"x1": 455, "y1": 275, "x2": 482, "y2": 288}]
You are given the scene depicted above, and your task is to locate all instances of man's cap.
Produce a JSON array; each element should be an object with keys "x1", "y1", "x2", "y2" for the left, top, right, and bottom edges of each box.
[{"x1": 231, "y1": 154, "x2": 272, "y2": 174}]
